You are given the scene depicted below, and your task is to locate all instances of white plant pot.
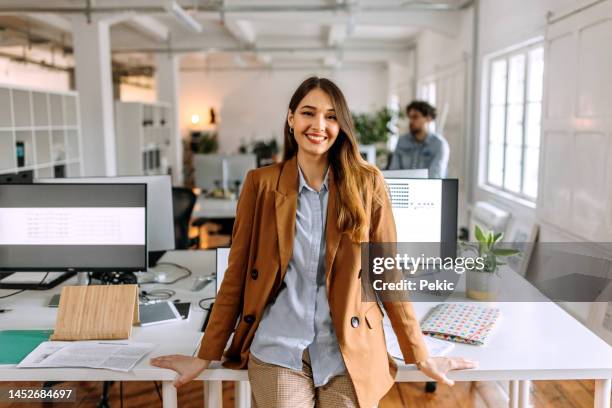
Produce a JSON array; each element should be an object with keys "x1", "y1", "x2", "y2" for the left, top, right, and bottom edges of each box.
[{"x1": 466, "y1": 269, "x2": 500, "y2": 301}]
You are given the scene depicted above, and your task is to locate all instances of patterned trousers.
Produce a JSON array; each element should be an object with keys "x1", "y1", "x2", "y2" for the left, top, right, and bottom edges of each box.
[{"x1": 247, "y1": 348, "x2": 374, "y2": 408}]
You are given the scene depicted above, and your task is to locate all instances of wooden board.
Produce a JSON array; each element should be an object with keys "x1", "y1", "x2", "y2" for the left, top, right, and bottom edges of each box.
[{"x1": 51, "y1": 285, "x2": 139, "y2": 341}]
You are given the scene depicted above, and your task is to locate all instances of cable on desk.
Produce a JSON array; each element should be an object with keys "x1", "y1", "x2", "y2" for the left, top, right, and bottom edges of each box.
[
  {"x1": 0, "y1": 272, "x2": 50, "y2": 299},
  {"x1": 198, "y1": 296, "x2": 216, "y2": 311},
  {"x1": 139, "y1": 288, "x2": 176, "y2": 303},
  {"x1": 151, "y1": 262, "x2": 192, "y2": 284}
]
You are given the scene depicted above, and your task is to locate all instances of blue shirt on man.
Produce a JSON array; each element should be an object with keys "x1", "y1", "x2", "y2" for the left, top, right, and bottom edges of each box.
[{"x1": 388, "y1": 132, "x2": 449, "y2": 178}]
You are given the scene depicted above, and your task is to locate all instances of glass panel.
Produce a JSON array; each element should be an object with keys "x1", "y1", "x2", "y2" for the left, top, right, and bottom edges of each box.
[
  {"x1": 35, "y1": 130, "x2": 51, "y2": 164},
  {"x1": 51, "y1": 130, "x2": 66, "y2": 161},
  {"x1": 523, "y1": 146, "x2": 539, "y2": 198},
  {"x1": 67, "y1": 162, "x2": 81, "y2": 177},
  {"x1": 0, "y1": 131, "x2": 15, "y2": 170},
  {"x1": 13, "y1": 90, "x2": 31, "y2": 127},
  {"x1": 489, "y1": 105, "x2": 505, "y2": 144},
  {"x1": 525, "y1": 102, "x2": 541, "y2": 148},
  {"x1": 487, "y1": 142, "x2": 504, "y2": 187},
  {"x1": 49, "y1": 94, "x2": 64, "y2": 126},
  {"x1": 490, "y1": 59, "x2": 507, "y2": 105},
  {"x1": 66, "y1": 129, "x2": 80, "y2": 160},
  {"x1": 507, "y1": 54, "x2": 526, "y2": 105},
  {"x1": 0, "y1": 88, "x2": 13, "y2": 127},
  {"x1": 504, "y1": 145, "x2": 522, "y2": 193},
  {"x1": 36, "y1": 166, "x2": 54, "y2": 179},
  {"x1": 32, "y1": 92, "x2": 49, "y2": 126},
  {"x1": 506, "y1": 104, "x2": 524, "y2": 147},
  {"x1": 528, "y1": 47, "x2": 544, "y2": 102},
  {"x1": 63, "y1": 95, "x2": 77, "y2": 126}
]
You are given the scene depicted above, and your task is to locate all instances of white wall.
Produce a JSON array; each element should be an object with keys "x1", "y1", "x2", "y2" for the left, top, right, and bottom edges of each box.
[
  {"x1": 474, "y1": 0, "x2": 612, "y2": 333},
  {"x1": 0, "y1": 57, "x2": 70, "y2": 91},
  {"x1": 472, "y1": 0, "x2": 582, "y2": 227},
  {"x1": 179, "y1": 67, "x2": 389, "y2": 154},
  {"x1": 408, "y1": 8, "x2": 474, "y2": 228},
  {"x1": 120, "y1": 82, "x2": 156, "y2": 103}
]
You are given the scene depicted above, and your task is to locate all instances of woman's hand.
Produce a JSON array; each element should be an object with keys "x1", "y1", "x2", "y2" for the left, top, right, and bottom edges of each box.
[
  {"x1": 416, "y1": 356, "x2": 478, "y2": 386},
  {"x1": 150, "y1": 355, "x2": 211, "y2": 388}
]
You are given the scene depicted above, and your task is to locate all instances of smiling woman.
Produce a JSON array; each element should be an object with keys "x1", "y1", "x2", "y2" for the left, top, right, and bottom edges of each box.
[{"x1": 150, "y1": 76, "x2": 477, "y2": 408}]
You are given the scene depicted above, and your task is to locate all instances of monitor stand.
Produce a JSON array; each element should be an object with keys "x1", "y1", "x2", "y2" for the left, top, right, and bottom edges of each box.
[{"x1": 0, "y1": 271, "x2": 77, "y2": 290}]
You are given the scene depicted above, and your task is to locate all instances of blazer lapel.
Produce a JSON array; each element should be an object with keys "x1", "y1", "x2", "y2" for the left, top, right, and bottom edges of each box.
[
  {"x1": 324, "y1": 169, "x2": 342, "y2": 294},
  {"x1": 275, "y1": 157, "x2": 298, "y2": 281}
]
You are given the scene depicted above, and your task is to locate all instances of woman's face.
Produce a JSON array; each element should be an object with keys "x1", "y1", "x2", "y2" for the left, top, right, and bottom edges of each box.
[{"x1": 288, "y1": 88, "x2": 340, "y2": 159}]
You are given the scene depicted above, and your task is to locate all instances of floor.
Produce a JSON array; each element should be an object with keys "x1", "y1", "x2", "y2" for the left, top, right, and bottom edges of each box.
[{"x1": 1, "y1": 379, "x2": 601, "y2": 407}]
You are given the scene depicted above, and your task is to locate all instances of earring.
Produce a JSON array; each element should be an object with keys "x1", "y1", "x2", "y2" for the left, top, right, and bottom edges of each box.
[{"x1": 289, "y1": 126, "x2": 294, "y2": 134}]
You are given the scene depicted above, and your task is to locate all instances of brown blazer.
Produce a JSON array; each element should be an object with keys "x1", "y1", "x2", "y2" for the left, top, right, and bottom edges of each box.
[{"x1": 197, "y1": 156, "x2": 429, "y2": 408}]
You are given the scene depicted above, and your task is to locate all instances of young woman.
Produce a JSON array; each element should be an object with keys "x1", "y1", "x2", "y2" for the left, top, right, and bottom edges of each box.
[{"x1": 151, "y1": 77, "x2": 477, "y2": 407}]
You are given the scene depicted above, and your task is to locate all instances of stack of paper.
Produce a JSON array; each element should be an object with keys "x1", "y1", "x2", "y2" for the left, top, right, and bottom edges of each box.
[
  {"x1": 18, "y1": 341, "x2": 154, "y2": 372},
  {"x1": 384, "y1": 322, "x2": 454, "y2": 360}
]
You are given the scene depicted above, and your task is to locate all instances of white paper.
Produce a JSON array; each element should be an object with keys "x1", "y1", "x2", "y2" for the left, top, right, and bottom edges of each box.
[
  {"x1": 384, "y1": 322, "x2": 454, "y2": 361},
  {"x1": 18, "y1": 341, "x2": 155, "y2": 372}
]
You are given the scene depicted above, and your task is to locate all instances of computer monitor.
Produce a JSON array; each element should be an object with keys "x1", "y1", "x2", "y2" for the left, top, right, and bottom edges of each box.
[
  {"x1": 382, "y1": 169, "x2": 428, "y2": 179},
  {"x1": 384, "y1": 177, "x2": 458, "y2": 259},
  {"x1": 193, "y1": 154, "x2": 225, "y2": 192},
  {"x1": 0, "y1": 183, "x2": 146, "y2": 272},
  {"x1": 37, "y1": 176, "x2": 175, "y2": 261},
  {"x1": 225, "y1": 154, "x2": 257, "y2": 193}
]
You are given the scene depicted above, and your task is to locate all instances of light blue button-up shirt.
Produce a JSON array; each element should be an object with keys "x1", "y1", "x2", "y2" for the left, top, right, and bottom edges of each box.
[
  {"x1": 388, "y1": 132, "x2": 450, "y2": 178},
  {"x1": 249, "y1": 165, "x2": 347, "y2": 386}
]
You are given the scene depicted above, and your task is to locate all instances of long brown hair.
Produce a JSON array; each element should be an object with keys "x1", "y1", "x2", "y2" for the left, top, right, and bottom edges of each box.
[{"x1": 283, "y1": 76, "x2": 385, "y2": 243}]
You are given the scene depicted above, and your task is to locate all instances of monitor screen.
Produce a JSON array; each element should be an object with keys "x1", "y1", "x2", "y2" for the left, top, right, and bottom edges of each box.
[
  {"x1": 0, "y1": 183, "x2": 147, "y2": 271},
  {"x1": 37, "y1": 175, "x2": 174, "y2": 253},
  {"x1": 384, "y1": 178, "x2": 458, "y2": 259}
]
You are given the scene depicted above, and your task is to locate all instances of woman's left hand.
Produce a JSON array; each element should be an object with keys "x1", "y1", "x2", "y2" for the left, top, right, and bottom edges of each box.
[{"x1": 416, "y1": 356, "x2": 478, "y2": 386}]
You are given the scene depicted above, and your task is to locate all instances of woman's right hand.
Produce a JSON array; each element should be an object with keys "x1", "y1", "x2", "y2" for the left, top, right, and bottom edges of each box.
[{"x1": 150, "y1": 355, "x2": 211, "y2": 387}]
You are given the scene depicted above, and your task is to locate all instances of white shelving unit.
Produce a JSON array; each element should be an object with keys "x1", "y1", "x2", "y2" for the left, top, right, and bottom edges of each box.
[
  {"x1": 0, "y1": 84, "x2": 83, "y2": 179},
  {"x1": 114, "y1": 101, "x2": 173, "y2": 177}
]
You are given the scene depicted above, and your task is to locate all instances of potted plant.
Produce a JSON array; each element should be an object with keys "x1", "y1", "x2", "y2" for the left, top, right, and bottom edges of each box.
[
  {"x1": 461, "y1": 225, "x2": 520, "y2": 300},
  {"x1": 352, "y1": 107, "x2": 395, "y2": 167}
]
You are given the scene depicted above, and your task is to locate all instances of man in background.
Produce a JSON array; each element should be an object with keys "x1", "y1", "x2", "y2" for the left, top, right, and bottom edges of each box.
[{"x1": 388, "y1": 100, "x2": 449, "y2": 178}]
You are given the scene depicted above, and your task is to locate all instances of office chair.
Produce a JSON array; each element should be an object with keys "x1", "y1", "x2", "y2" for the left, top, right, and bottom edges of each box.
[{"x1": 172, "y1": 187, "x2": 198, "y2": 249}]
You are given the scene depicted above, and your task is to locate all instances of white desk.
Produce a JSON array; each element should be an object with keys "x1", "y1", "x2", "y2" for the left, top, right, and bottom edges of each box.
[
  {"x1": 197, "y1": 268, "x2": 612, "y2": 408},
  {"x1": 1, "y1": 253, "x2": 611, "y2": 408},
  {"x1": 192, "y1": 196, "x2": 237, "y2": 219},
  {"x1": 0, "y1": 250, "x2": 215, "y2": 408}
]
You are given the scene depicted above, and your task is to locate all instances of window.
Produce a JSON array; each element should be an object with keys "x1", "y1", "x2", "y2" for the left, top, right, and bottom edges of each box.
[{"x1": 485, "y1": 43, "x2": 544, "y2": 200}]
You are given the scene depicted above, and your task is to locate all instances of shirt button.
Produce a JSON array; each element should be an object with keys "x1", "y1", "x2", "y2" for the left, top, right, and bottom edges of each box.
[
  {"x1": 251, "y1": 269, "x2": 258, "y2": 280},
  {"x1": 351, "y1": 316, "x2": 360, "y2": 328},
  {"x1": 244, "y1": 314, "x2": 256, "y2": 324}
]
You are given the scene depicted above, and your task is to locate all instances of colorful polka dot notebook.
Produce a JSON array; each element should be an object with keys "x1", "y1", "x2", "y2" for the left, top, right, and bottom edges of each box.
[{"x1": 420, "y1": 303, "x2": 501, "y2": 346}]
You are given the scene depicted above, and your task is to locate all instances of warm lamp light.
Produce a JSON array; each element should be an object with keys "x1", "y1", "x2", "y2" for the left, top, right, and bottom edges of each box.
[{"x1": 191, "y1": 114, "x2": 201, "y2": 125}]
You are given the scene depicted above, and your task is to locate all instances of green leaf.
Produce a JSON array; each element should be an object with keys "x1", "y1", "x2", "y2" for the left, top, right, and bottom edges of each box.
[
  {"x1": 474, "y1": 225, "x2": 485, "y2": 243},
  {"x1": 494, "y1": 232, "x2": 504, "y2": 242}
]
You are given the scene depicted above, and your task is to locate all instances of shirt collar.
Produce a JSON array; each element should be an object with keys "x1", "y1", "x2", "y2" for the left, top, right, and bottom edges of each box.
[
  {"x1": 297, "y1": 164, "x2": 329, "y2": 193},
  {"x1": 410, "y1": 132, "x2": 432, "y2": 146}
]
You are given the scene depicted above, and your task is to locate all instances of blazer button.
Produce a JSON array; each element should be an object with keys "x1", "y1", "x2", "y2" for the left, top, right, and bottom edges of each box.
[
  {"x1": 251, "y1": 269, "x2": 258, "y2": 280},
  {"x1": 351, "y1": 316, "x2": 360, "y2": 328},
  {"x1": 244, "y1": 314, "x2": 256, "y2": 324}
]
